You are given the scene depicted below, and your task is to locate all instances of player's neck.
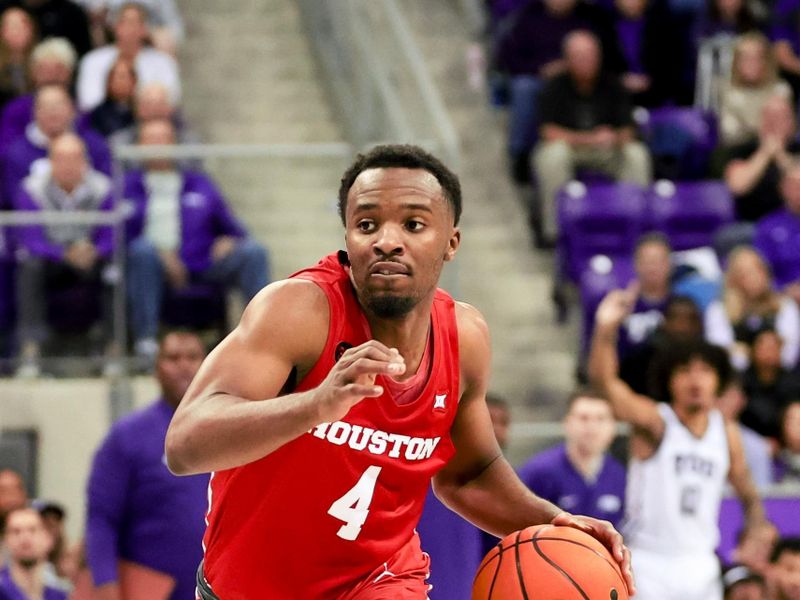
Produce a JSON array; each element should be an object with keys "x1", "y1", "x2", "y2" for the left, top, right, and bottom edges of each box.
[
  {"x1": 673, "y1": 405, "x2": 710, "y2": 437},
  {"x1": 366, "y1": 302, "x2": 433, "y2": 381}
]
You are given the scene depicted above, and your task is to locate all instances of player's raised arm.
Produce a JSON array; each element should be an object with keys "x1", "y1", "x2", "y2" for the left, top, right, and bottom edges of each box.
[
  {"x1": 588, "y1": 285, "x2": 664, "y2": 441},
  {"x1": 165, "y1": 279, "x2": 405, "y2": 475}
]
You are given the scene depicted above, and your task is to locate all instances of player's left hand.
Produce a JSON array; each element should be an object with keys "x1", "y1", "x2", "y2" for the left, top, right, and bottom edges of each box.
[{"x1": 551, "y1": 512, "x2": 636, "y2": 596}]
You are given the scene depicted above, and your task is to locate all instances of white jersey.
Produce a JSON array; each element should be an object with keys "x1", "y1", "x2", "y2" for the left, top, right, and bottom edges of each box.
[{"x1": 623, "y1": 404, "x2": 729, "y2": 554}]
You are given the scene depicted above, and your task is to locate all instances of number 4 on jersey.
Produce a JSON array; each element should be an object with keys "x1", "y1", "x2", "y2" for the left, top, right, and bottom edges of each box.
[{"x1": 328, "y1": 465, "x2": 382, "y2": 540}]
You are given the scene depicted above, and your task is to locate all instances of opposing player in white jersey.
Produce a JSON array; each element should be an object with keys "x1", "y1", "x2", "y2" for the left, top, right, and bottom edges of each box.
[{"x1": 589, "y1": 284, "x2": 774, "y2": 600}]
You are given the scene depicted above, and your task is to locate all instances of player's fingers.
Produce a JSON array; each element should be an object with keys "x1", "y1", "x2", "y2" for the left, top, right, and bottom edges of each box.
[
  {"x1": 339, "y1": 342, "x2": 403, "y2": 366},
  {"x1": 621, "y1": 545, "x2": 636, "y2": 596},
  {"x1": 341, "y1": 382, "x2": 384, "y2": 399},
  {"x1": 341, "y1": 357, "x2": 405, "y2": 380}
]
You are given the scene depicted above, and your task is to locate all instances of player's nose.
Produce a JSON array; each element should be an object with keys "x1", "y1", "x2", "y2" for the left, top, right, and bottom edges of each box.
[{"x1": 372, "y1": 223, "x2": 405, "y2": 255}]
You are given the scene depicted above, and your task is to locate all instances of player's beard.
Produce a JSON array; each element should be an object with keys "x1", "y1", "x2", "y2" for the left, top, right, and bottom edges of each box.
[{"x1": 364, "y1": 293, "x2": 417, "y2": 319}]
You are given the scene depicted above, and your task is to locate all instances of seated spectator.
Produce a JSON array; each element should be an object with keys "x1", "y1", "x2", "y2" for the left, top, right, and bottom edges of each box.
[
  {"x1": 76, "y1": 2, "x2": 179, "y2": 112},
  {"x1": 754, "y1": 161, "x2": 800, "y2": 306},
  {"x1": 5, "y1": 0, "x2": 92, "y2": 58},
  {"x1": 767, "y1": 538, "x2": 800, "y2": 600},
  {"x1": 718, "y1": 377, "x2": 775, "y2": 490},
  {"x1": 532, "y1": 30, "x2": 651, "y2": 245},
  {"x1": 0, "y1": 469, "x2": 27, "y2": 523},
  {"x1": 773, "y1": 399, "x2": 800, "y2": 483},
  {"x1": 2, "y1": 84, "x2": 111, "y2": 206},
  {"x1": 12, "y1": 133, "x2": 115, "y2": 376},
  {"x1": 125, "y1": 119, "x2": 269, "y2": 362},
  {"x1": 721, "y1": 564, "x2": 768, "y2": 600},
  {"x1": 83, "y1": 57, "x2": 135, "y2": 137},
  {"x1": 741, "y1": 328, "x2": 800, "y2": 440},
  {"x1": 0, "y1": 227, "x2": 13, "y2": 369},
  {"x1": 617, "y1": 233, "x2": 673, "y2": 358},
  {"x1": 693, "y1": 0, "x2": 761, "y2": 42},
  {"x1": 724, "y1": 95, "x2": 800, "y2": 223},
  {"x1": 0, "y1": 7, "x2": 36, "y2": 109},
  {"x1": 705, "y1": 246, "x2": 800, "y2": 370},
  {"x1": 33, "y1": 501, "x2": 77, "y2": 589},
  {"x1": 611, "y1": 0, "x2": 688, "y2": 106},
  {"x1": 492, "y1": 0, "x2": 618, "y2": 183},
  {"x1": 77, "y1": 0, "x2": 185, "y2": 55},
  {"x1": 0, "y1": 37, "x2": 77, "y2": 151},
  {"x1": 720, "y1": 33, "x2": 793, "y2": 148},
  {"x1": 620, "y1": 294, "x2": 704, "y2": 395},
  {"x1": 517, "y1": 388, "x2": 626, "y2": 527},
  {"x1": 772, "y1": 0, "x2": 800, "y2": 102},
  {"x1": 0, "y1": 506, "x2": 65, "y2": 600}
]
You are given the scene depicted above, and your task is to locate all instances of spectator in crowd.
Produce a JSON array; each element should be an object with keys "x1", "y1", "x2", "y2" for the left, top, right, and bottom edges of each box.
[
  {"x1": 611, "y1": 0, "x2": 688, "y2": 106},
  {"x1": 754, "y1": 161, "x2": 800, "y2": 306},
  {"x1": 722, "y1": 564, "x2": 768, "y2": 600},
  {"x1": 717, "y1": 377, "x2": 775, "y2": 490},
  {"x1": 620, "y1": 294, "x2": 704, "y2": 395},
  {"x1": 76, "y1": 0, "x2": 184, "y2": 55},
  {"x1": 705, "y1": 246, "x2": 800, "y2": 371},
  {"x1": 741, "y1": 328, "x2": 800, "y2": 440},
  {"x1": 767, "y1": 537, "x2": 800, "y2": 600},
  {"x1": 86, "y1": 330, "x2": 209, "y2": 600},
  {"x1": 492, "y1": 0, "x2": 618, "y2": 183},
  {"x1": 12, "y1": 133, "x2": 115, "y2": 376},
  {"x1": 2, "y1": 84, "x2": 110, "y2": 205},
  {"x1": 32, "y1": 501, "x2": 77, "y2": 586},
  {"x1": 694, "y1": 0, "x2": 761, "y2": 42},
  {"x1": 532, "y1": 30, "x2": 651, "y2": 246},
  {"x1": 0, "y1": 7, "x2": 36, "y2": 109},
  {"x1": 76, "y1": 2, "x2": 179, "y2": 112},
  {"x1": 772, "y1": 0, "x2": 800, "y2": 102},
  {"x1": 124, "y1": 119, "x2": 269, "y2": 362},
  {"x1": 0, "y1": 469, "x2": 26, "y2": 524},
  {"x1": 518, "y1": 389, "x2": 627, "y2": 527},
  {"x1": 724, "y1": 95, "x2": 800, "y2": 223},
  {"x1": 0, "y1": 506, "x2": 65, "y2": 600},
  {"x1": 0, "y1": 0, "x2": 91, "y2": 58},
  {"x1": 616, "y1": 233, "x2": 673, "y2": 359},
  {"x1": 720, "y1": 33, "x2": 793, "y2": 148},
  {"x1": 0, "y1": 37, "x2": 77, "y2": 152},
  {"x1": 0, "y1": 227, "x2": 13, "y2": 368},
  {"x1": 773, "y1": 399, "x2": 800, "y2": 483},
  {"x1": 83, "y1": 57, "x2": 135, "y2": 137}
]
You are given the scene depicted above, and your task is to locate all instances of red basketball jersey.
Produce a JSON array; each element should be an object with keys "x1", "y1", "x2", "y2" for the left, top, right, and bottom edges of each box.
[{"x1": 202, "y1": 252, "x2": 461, "y2": 599}]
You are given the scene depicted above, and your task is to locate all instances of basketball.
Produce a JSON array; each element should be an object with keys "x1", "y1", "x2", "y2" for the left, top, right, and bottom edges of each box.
[{"x1": 472, "y1": 524, "x2": 628, "y2": 600}]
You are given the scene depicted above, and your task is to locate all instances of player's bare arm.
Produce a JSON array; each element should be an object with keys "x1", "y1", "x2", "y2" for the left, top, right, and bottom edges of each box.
[
  {"x1": 589, "y1": 284, "x2": 665, "y2": 449},
  {"x1": 165, "y1": 279, "x2": 404, "y2": 475},
  {"x1": 435, "y1": 302, "x2": 635, "y2": 594},
  {"x1": 725, "y1": 420, "x2": 774, "y2": 538}
]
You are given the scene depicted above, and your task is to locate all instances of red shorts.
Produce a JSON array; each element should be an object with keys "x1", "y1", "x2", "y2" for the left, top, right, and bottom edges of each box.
[{"x1": 343, "y1": 532, "x2": 431, "y2": 600}]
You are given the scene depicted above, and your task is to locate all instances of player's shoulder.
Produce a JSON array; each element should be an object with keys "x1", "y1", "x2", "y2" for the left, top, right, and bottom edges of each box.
[
  {"x1": 238, "y1": 278, "x2": 330, "y2": 342},
  {"x1": 454, "y1": 301, "x2": 490, "y2": 343}
]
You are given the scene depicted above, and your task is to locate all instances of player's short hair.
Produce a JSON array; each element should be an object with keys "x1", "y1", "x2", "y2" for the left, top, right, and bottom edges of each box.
[
  {"x1": 338, "y1": 144, "x2": 462, "y2": 226},
  {"x1": 647, "y1": 339, "x2": 732, "y2": 403},
  {"x1": 771, "y1": 537, "x2": 800, "y2": 562}
]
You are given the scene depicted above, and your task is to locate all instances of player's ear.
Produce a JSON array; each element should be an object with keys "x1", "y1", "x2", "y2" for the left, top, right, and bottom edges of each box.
[{"x1": 444, "y1": 228, "x2": 460, "y2": 262}]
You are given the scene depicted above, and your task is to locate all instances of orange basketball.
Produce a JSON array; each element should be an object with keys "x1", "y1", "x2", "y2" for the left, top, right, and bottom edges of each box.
[{"x1": 472, "y1": 524, "x2": 628, "y2": 600}]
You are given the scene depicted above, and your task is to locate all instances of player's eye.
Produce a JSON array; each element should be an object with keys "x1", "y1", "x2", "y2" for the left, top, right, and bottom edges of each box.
[
  {"x1": 357, "y1": 220, "x2": 376, "y2": 233},
  {"x1": 406, "y1": 219, "x2": 425, "y2": 232}
]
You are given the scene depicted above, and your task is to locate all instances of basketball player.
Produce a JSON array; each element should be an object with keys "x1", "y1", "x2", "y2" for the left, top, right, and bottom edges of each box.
[
  {"x1": 589, "y1": 284, "x2": 774, "y2": 600},
  {"x1": 165, "y1": 145, "x2": 634, "y2": 599}
]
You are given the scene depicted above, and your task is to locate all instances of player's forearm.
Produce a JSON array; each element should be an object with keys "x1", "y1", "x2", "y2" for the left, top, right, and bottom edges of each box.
[
  {"x1": 588, "y1": 323, "x2": 620, "y2": 392},
  {"x1": 434, "y1": 456, "x2": 562, "y2": 538},
  {"x1": 737, "y1": 476, "x2": 768, "y2": 530},
  {"x1": 165, "y1": 390, "x2": 324, "y2": 475}
]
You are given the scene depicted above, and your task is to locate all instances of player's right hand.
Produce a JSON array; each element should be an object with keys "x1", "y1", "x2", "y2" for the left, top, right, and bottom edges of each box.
[
  {"x1": 594, "y1": 282, "x2": 639, "y2": 330},
  {"x1": 314, "y1": 340, "x2": 405, "y2": 423}
]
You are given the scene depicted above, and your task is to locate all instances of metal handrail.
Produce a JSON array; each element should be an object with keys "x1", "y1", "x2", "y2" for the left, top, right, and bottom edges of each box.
[{"x1": 113, "y1": 142, "x2": 353, "y2": 160}]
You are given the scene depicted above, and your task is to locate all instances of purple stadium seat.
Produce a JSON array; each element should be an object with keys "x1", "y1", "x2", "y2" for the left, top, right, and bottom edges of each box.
[
  {"x1": 557, "y1": 181, "x2": 647, "y2": 283},
  {"x1": 578, "y1": 255, "x2": 636, "y2": 360},
  {"x1": 647, "y1": 180, "x2": 734, "y2": 251},
  {"x1": 640, "y1": 107, "x2": 718, "y2": 180}
]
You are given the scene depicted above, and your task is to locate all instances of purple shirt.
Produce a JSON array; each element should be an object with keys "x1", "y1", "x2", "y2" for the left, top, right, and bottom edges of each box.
[
  {"x1": 771, "y1": 0, "x2": 800, "y2": 54},
  {"x1": 2, "y1": 128, "x2": 111, "y2": 208},
  {"x1": 124, "y1": 169, "x2": 247, "y2": 272},
  {"x1": 417, "y1": 487, "x2": 483, "y2": 600},
  {"x1": 0, "y1": 567, "x2": 65, "y2": 600},
  {"x1": 754, "y1": 208, "x2": 800, "y2": 289},
  {"x1": 616, "y1": 18, "x2": 646, "y2": 74},
  {"x1": 618, "y1": 295, "x2": 669, "y2": 359},
  {"x1": 85, "y1": 399, "x2": 209, "y2": 600},
  {"x1": 0, "y1": 94, "x2": 33, "y2": 153},
  {"x1": 518, "y1": 443, "x2": 627, "y2": 527}
]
